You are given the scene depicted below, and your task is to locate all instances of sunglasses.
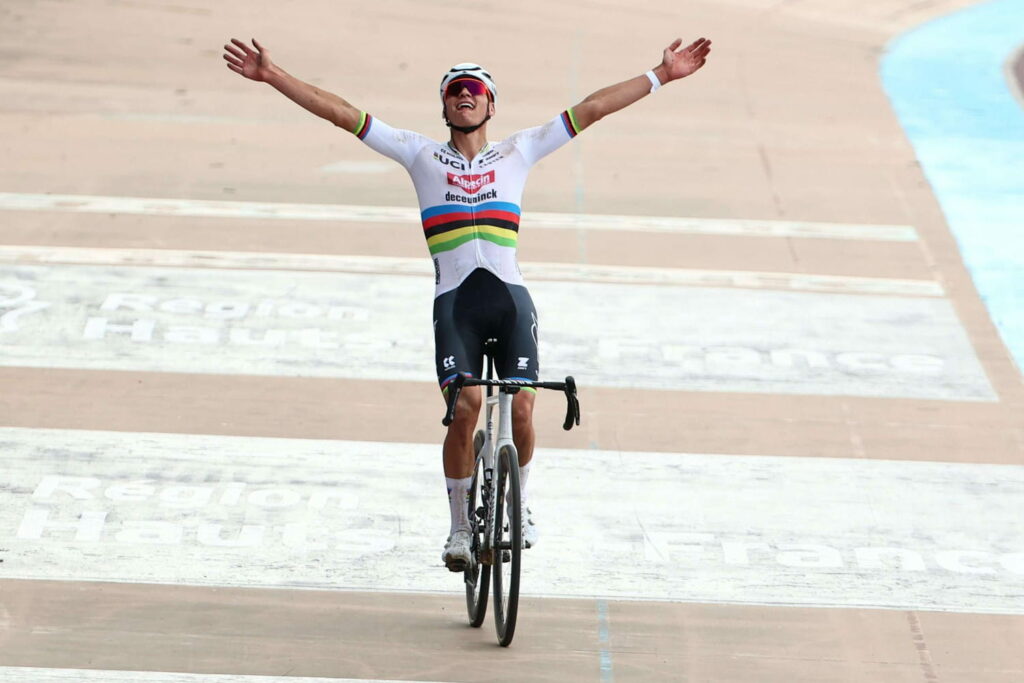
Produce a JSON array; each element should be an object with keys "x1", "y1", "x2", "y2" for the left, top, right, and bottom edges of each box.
[{"x1": 444, "y1": 78, "x2": 490, "y2": 99}]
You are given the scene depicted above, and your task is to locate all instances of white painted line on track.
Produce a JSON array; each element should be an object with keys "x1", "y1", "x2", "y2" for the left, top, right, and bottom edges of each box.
[
  {"x1": 0, "y1": 244, "x2": 945, "y2": 297},
  {"x1": 2, "y1": 428, "x2": 1023, "y2": 614},
  {"x1": 0, "y1": 667, "x2": 447, "y2": 683},
  {"x1": 0, "y1": 262, "x2": 992, "y2": 400},
  {"x1": 0, "y1": 192, "x2": 920, "y2": 241}
]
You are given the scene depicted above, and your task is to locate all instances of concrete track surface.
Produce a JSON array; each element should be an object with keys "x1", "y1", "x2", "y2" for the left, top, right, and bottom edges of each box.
[{"x1": 1, "y1": 0, "x2": 1023, "y2": 681}]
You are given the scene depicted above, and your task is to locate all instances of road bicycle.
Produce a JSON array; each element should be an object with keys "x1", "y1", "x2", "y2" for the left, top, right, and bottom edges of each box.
[{"x1": 442, "y1": 350, "x2": 580, "y2": 647}]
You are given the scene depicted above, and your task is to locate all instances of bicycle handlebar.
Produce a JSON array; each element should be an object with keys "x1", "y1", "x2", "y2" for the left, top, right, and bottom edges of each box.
[{"x1": 442, "y1": 374, "x2": 581, "y2": 431}]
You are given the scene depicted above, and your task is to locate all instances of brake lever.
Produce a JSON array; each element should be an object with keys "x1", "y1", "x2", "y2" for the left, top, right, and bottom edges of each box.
[
  {"x1": 442, "y1": 374, "x2": 467, "y2": 426},
  {"x1": 562, "y1": 375, "x2": 580, "y2": 431}
]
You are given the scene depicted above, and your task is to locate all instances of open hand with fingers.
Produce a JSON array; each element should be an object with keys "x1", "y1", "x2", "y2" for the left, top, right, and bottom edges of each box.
[
  {"x1": 660, "y1": 37, "x2": 712, "y2": 82},
  {"x1": 223, "y1": 38, "x2": 274, "y2": 82}
]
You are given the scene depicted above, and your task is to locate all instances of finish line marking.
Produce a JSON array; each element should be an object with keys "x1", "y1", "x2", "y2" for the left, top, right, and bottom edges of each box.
[
  {"x1": 3, "y1": 427, "x2": 1022, "y2": 614},
  {"x1": 0, "y1": 244, "x2": 944, "y2": 297},
  {"x1": 0, "y1": 192, "x2": 920, "y2": 241}
]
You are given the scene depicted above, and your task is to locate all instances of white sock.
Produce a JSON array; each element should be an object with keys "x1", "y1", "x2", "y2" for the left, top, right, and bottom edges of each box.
[
  {"x1": 446, "y1": 476, "x2": 472, "y2": 535},
  {"x1": 519, "y1": 461, "x2": 531, "y2": 509}
]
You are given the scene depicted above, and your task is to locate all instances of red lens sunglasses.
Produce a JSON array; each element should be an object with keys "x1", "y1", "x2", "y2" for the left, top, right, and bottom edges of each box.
[{"x1": 444, "y1": 78, "x2": 490, "y2": 99}]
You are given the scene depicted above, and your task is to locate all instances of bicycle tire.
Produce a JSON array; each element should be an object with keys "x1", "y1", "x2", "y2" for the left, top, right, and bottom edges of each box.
[
  {"x1": 491, "y1": 443, "x2": 521, "y2": 647},
  {"x1": 465, "y1": 430, "x2": 490, "y2": 626}
]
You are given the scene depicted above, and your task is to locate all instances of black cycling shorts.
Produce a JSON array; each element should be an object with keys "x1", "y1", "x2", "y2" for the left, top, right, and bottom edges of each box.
[{"x1": 433, "y1": 268, "x2": 539, "y2": 391}]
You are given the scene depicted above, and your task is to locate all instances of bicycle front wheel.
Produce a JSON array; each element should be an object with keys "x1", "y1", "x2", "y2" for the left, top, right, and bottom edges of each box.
[
  {"x1": 491, "y1": 443, "x2": 521, "y2": 647},
  {"x1": 465, "y1": 430, "x2": 490, "y2": 626}
]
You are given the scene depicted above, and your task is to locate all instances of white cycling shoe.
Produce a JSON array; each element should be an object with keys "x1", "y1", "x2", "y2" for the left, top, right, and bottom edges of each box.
[
  {"x1": 522, "y1": 507, "x2": 538, "y2": 549},
  {"x1": 442, "y1": 529, "x2": 473, "y2": 572}
]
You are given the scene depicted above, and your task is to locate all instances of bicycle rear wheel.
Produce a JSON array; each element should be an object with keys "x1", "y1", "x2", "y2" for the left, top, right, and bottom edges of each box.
[
  {"x1": 465, "y1": 430, "x2": 490, "y2": 626},
  {"x1": 491, "y1": 443, "x2": 521, "y2": 647}
]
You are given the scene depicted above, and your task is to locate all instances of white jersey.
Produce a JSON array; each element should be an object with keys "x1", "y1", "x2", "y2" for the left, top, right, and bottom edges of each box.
[{"x1": 351, "y1": 109, "x2": 583, "y2": 296}]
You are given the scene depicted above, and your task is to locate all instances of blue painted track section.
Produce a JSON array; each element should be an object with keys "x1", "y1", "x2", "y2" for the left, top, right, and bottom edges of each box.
[{"x1": 881, "y1": 0, "x2": 1024, "y2": 377}]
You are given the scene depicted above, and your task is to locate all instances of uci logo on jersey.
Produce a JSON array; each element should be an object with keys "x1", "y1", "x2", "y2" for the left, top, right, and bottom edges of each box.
[
  {"x1": 433, "y1": 151, "x2": 467, "y2": 171},
  {"x1": 447, "y1": 171, "x2": 495, "y2": 194}
]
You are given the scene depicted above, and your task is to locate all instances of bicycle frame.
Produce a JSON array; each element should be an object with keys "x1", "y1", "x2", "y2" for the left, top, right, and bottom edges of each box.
[
  {"x1": 442, "y1": 356, "x2": 579, "y2": 646},
  {"x1": 445, "y1": 363, "x2": 579, "y2": 565},
  {"x1": 476, "y1": 360, "x2": 517, "y2": 566}
]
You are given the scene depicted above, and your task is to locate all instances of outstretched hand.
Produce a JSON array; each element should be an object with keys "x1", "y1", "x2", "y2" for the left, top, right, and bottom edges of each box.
[
  {"x1": 223, "y1": 38, "x2": 273, "y2": 82},
  {"x1": 660, "y1": 37, "x2": 711, "y2": 82}
]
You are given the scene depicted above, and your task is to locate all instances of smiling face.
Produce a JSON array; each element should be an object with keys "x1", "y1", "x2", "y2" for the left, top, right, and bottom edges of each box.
[{"x1": 443, "y1": 78, "x2": 495, "y2": 128}]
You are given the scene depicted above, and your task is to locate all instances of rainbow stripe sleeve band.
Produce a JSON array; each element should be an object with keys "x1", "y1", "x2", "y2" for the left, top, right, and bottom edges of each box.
[
  {"x1": 560, "y1": 108, "x2": 581, "y2": 138},
  {"x1": 353, "y1": 111, "x2": 373, "y2": 140}
]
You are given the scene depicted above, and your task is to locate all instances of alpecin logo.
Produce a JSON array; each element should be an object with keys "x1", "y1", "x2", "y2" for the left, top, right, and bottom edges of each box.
[{"x1": 447, "y1": 170, "x2": 495, "y2": 194}]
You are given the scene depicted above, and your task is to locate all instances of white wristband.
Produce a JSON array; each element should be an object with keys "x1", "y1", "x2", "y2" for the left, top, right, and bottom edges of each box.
[{"x1": 644, "y1": 69, "x2": 662, "y2": 93}]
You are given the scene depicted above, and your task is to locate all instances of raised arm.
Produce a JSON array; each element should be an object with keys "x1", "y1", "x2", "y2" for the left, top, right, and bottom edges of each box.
[
  {"x1": 223, "y1": 38, "x2": 362, "y2": 133},
  {"x1": 571, "y1": 37, "x2": 711, "y2": 132}
]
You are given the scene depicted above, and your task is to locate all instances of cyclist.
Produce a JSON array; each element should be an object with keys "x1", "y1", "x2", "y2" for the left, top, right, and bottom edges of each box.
[{"x1": 223, "y1": 36, "x2": 712, "y2": 571}]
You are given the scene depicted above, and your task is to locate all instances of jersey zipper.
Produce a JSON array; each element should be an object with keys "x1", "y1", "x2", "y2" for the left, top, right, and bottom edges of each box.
[
  {"x1": 463, "y1": 145, "x2": 479, "y2": 265},
  {"x1": 450, "y1": 142, "x2": 489, "y2": 269},
  {"x1": 467, "y1": 150, "x2": 477, "y2": 260}
]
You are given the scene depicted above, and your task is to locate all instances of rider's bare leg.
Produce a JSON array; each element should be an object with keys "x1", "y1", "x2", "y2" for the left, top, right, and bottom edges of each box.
[
  {"x1": 443, "y1": 385, "x2": 481, "y2": 478},
  {"x1": 511, "y1": 390, "x2": 536, "y2": 467},
  {"x1": 442, "y1": 386, "x2": 481, "y2": 537},
  {"x1": 512, "y1": 390, "x2": 538, "y2": 546}
]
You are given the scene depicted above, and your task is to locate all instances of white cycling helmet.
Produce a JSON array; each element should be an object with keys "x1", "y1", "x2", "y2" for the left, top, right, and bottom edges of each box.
[{"x1": 439, "y1": 63, "x2": 497, "y2": 103}]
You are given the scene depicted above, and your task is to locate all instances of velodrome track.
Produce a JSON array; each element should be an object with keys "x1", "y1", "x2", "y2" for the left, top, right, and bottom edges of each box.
[{"x1": 2, "y1": 0, "x2": 1023, "y2": 680}]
